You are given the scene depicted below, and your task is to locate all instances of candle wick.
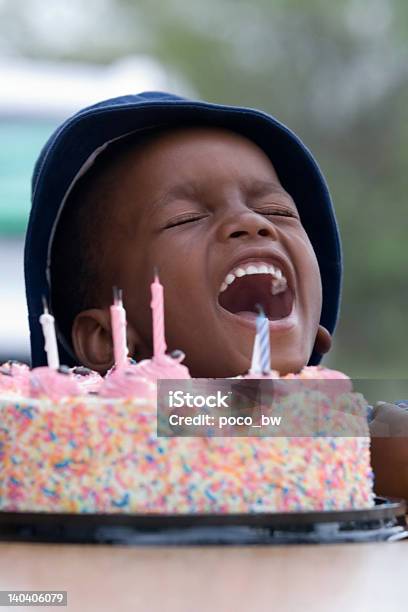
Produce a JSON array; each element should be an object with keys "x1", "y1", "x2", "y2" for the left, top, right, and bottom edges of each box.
[
  {"x1": 42, "y1": 295, "x2": 49, "y2": 314},
  {"x1": 153, "y1": 266, "x2": 159, "y2": 280},
  {"x1": 255, "y1": 303, "x2": 265, "y2": 317},
  {"x1": 112, "y1": 286, "x2": 123, "y2": 306}
]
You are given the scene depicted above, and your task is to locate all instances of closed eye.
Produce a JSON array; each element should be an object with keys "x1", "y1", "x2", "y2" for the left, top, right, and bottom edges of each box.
[
  {"x1": 164, "y1": 214, "x2": 208, "y2": 229},
  {"x1": 253, "y1": 207, "x2": 299, "y2": 219}
]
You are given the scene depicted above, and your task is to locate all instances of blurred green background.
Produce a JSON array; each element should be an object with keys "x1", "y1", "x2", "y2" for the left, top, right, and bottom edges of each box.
[{"x1": 0, "y1": 0, "x2": 407, "y2": 380}]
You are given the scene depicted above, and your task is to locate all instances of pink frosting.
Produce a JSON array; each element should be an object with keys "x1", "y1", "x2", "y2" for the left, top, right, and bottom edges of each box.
[
  {"x1": 244, "y1": 370, "x2": 280, "y2": 380},
  {"x1": 99, "y1": 368, "x2": 156, "y2": 399},
  {"x1": 283, "y1": 365, "x2": 351, "y2": 382},
  {"x1": 69, "y1": 367, "x2": 103, "y2": 394},
  {"x1": 30, "y1": 367, "x2": 81, "y2": 400},
  {"x1": 104, "y1": 357, "x2": 137, "y2": 378},
  {"x1": 0, "y1": 362, "x2": 31, "y2": 396},
  {"x1": 0, "y1": 361, "x2": 30, "y2": 376},
  {"x1": 278, "y1": 365, "x2": 352, "y2": 399},
  {"x1": 0, "y1": 371, "x2": 21, "y2": 395},
  {"x1": 132, "y1": 352, "x2": 191, "y2": 382}
]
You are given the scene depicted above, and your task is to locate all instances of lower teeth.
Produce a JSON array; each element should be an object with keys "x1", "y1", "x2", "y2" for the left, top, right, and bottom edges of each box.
[{"x1": 271, "y1": 277, "x2": 287, "y2": 295}]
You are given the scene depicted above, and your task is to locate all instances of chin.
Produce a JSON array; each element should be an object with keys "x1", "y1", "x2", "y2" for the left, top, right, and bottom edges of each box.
[
  {"x1": 271, "y1": 351, "x2": 308, "y2": 376},
  {"x1": 185, "y1": 351, "x2": 248, "y2": 378}
]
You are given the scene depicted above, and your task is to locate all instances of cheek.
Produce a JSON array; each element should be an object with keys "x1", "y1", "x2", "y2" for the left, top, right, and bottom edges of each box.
[
  {"x1": 303, "y1": 250, "x2": 323, "y2": 332},
  {"x1": 116, "y1": 231, "x2": 210, "y2": 355},
  {"x1": 139, "y1": 235, "x2": 208, "y2": 335},
  {"x1": 284, "y1": 229, "x2": 322, "y2": 308},
  {"x1": 306, "y1": 248, "x2": 322, "y2": 295},
  {"x1": 151, "y1": 231, "x2": 206, "y2": 285},
  {"x1": 303, "y1": 249, "x2": 323, "y2": 313},
  {"x1": 152, "y1": 235, "x2": 217, "y2": 340}
]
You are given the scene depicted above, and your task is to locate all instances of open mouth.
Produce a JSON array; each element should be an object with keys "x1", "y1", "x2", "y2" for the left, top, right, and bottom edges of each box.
[{"x1": 218, "y1": 262, "x2": 294, "y2": 321}]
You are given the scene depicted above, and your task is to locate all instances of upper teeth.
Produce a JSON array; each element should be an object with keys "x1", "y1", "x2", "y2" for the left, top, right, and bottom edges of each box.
[{"x1": 219, "y1": 263, "x2": 287, "y2": 294}]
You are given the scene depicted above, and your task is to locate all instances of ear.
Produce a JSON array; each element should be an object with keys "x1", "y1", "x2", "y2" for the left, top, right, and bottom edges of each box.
[
  {"x1": 72, "y1": 308, "x2": 140, "y2": 373},
  {"x1": 314, "y1": 324, "x2": 332, "y2": 355}
]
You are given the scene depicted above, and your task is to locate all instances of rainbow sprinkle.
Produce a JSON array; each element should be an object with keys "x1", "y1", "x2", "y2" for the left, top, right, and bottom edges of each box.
[{"x1": 0, "y1": 392, "x2": 374, "y2": 514}]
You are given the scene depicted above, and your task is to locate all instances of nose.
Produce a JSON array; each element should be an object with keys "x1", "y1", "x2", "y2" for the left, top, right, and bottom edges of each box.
[{"x1": 217, "y1": 208, "x2": 279, "y2": 242}]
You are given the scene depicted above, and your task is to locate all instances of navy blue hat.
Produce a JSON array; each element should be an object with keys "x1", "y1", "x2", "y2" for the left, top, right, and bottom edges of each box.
[{"x1": 25, "y1": 91, "x2": 342, "y2": 368}]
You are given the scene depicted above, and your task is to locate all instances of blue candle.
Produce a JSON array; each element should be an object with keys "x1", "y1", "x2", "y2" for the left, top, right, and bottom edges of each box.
[
  {"x1": 250, "y1": 332, "x2": 261, "y2": 374},
  {"x1": 256, "y1": 306, "x2": 271, "y2": 375}
]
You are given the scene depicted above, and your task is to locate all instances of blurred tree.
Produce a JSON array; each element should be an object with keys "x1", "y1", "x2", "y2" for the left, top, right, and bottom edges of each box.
[{"x1": 0, "y1": 0, "x2": 407, "y2": 378}]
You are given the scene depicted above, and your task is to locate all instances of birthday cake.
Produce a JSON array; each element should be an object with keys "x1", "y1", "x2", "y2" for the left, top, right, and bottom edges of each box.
[
  {"x1": 0, "y1": 359, "x2": 374, "y2": 514},
  {"x1": 0, "y1": 280, "x2": 374, "y2": 515}
]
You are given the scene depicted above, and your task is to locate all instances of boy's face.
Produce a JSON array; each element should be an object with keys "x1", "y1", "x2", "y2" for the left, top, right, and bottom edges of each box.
[{"x1": 92, "y1": 127, "x2": 323, "y2": 376}]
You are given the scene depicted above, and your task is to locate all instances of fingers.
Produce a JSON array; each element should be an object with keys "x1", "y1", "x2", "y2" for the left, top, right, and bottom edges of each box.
[{"x1": 370, "y1": 402, "x2": 408, "y2": 437}]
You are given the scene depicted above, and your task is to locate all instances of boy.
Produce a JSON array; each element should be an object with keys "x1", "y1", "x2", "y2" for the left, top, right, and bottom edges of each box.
[{"x1": 24, "y1": 91, "x2": 408, "y2": 499}]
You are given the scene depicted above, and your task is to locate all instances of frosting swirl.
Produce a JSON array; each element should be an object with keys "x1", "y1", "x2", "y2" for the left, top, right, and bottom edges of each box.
[
  {"x1": 99, "y1": 368, "x2": 156, "y2": 399},
  {"x1": 69, "y1": 366, "x2": 103, "y2": 394},
  {"x1": 30, "y1": 367, "x2": 81, "y2": 400},
  {"x1": 0, "y1": 361, "x2": 31, "y2": 396},
  {"x1": 132, "y1": 351, "x2": 191, "y2": 382}
]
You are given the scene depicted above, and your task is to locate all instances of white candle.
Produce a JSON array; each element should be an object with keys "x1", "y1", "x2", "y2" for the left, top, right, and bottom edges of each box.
[{"x1": 40, "y1": 297, "x2": 60, "y2": 370}]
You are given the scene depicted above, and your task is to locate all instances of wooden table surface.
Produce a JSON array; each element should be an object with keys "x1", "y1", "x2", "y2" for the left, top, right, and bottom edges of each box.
[{"x1": 0, "y1": 540, "x2": 406, "y2": 612}]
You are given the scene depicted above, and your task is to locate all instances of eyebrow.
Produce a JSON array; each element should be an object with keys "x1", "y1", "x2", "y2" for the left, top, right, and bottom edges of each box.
[
  {"x1": 147, "y1": 182, "x2": 199, "y2": 218},
  {"x1": 246, "y1": 179, "x2": 293, "y2": 201},
  {"x1": 147, "y1": 178, "x2": 295, "y2": 218}
]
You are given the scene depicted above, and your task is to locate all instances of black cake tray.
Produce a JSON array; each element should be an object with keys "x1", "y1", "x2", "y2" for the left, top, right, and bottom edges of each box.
[{"x1": 0, "y1": 497, "x2": 406, "y2": 545}]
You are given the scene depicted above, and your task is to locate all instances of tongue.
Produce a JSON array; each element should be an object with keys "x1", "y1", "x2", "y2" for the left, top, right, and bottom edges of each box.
[
  {"x1": 219, "y1": 273, "x2": 293, "y2": 320},
  {"x1": 236, "y1": 311, "x2": 258, "y2": 321}
]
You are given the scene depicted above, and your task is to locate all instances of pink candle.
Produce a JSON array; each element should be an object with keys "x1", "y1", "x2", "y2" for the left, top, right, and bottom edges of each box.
[
  {"x1": 151, "y1": 270, "x2": 167, "y2": 358},
  {"x1": 110, "y1": 287, "x2": 128, "y2": 368}
]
